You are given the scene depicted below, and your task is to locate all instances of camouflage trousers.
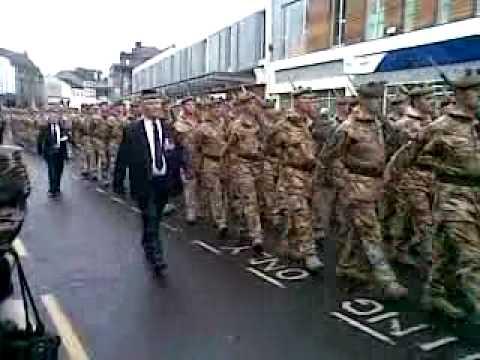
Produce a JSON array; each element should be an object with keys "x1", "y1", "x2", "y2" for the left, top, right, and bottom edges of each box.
[
  {"x1": 428, "y1": 182, "x2": 480, "y2": 313},
  {"x1": 202, "y1": 157, "x2": 227, "y2": 229},
  {"x1": 225, "y1": 165, "x2": 246, "y2": 238},
  {"x1": 284, "y1": 167, "x2": 316, "y2": 259},
  {"x1": 108, "y1": 144, "x2": 120, "y2": 184},
  {"x1": 388, "y1": 169, "x2": 433, "y2": 266},
  {"x1": 82, "y1": 139, "x2": 96, "y2": 175},
  {"x1": 93, "y1": 140, "x2": 109, "y2": 183},
  {"x1": 343, "y1": 200, "x2": 399, "y2": 286},
  {"x1": 263, "y1": 157, "x2": 280, "y2": 225},
  {"x1": 182, "y1": 174, "x2": 199, "y2": 223},
  {"x1": 231, "y1": 158, "x2": 264, "y2": 244}
]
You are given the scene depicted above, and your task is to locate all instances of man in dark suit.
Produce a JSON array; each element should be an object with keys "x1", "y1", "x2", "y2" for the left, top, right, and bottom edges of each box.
[
  {"x1": 114, "y1": 98, "x2": 183, "y2": 276},
  {"x1": 38, "y1": 108, "x2": 69, "y2": 198}
]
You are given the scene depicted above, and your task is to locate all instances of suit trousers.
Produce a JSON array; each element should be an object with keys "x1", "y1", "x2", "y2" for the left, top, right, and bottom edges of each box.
[
  {"x1": 46, "y1": 153, "x2": 65, "y2": 193},
  {"x1": 137, "y1": 177, "x2": 169, "y2": 267}
]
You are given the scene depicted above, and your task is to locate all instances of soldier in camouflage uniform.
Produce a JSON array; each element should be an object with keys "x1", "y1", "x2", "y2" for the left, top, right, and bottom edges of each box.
[
  {"x1": 322, "y1": 82, "x2": 408, "y2": 299},
  {"x1": 89, "y1": 111, "x2": 102, "y2": 181},
  {"x1": 109, "y1": 113, "x2": 125, "y2": 188},
  {"x1": 273, "y1": 109, "x2": 323, "y2": 271},
  {"x1": 93, "y1": 111, "x2": 111, "y2": 185},
  {"x1": 174, "y1": 97, "x2": 200, "y2": 224},
  {"x1": 385, "y1": 85, "x2": 434, "y2": 268},
  {"x1": 195, "y1": 99, "x2": 228, "y2": 238},
  {"x1": 387, "y1": 70, "x2": 480, "y2": 323},
  {"x1": 222, "y1": 93, "x2": 265, "y2": 254}
]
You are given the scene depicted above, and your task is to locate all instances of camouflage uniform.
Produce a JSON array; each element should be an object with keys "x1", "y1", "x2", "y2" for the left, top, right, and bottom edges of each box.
[
  {"x1": 93, "y1": 115, "x2": 111, "y2": 184},
  {"x1": 174, "y1": 109, "x2": 200, "y2": 223},
  {"x1": 393, "y1": 75, "x2": 480, "y2": 320},
  {"x1": 226, "y1": 104, "x2": 264, "y2": 250},
  {"x1": 274, "y1": 110, "x2": 321, "y2": 270},
  {"x1": 195, "y1": 109, "x2": 228, "y2": 233},
  {"x1": 323, "y1": 83, "x2": 407, "y2": 298},
  {"x1": 108, "y1": 115, "x2": 124, "y2": 185},
  {"x1": 387, "y1": 101, "x2": 434, "y2": 267},
  {"x1": 89, "y1": 114, "x2": 101, "y2": 180}
]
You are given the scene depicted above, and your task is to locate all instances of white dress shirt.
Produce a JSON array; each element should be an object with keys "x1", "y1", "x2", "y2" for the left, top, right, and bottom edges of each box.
[
  {"x1": 143, "y1": 117, "x2": 167, "y2": 176},
  {"x1": 50, "y1": 123, "x2": 60, "y2": 148}
]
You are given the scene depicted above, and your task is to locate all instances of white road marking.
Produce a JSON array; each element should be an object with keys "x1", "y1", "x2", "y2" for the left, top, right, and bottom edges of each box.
[
  {"x1": 162, "y1": 223, "x2": 179, "y2": 232},
  {"x1": 330, "y1": 312, "x2": 396, "y2": 346},
  {"x1": 41, "y1": 294, "x2": 90, "y2": 360},
  {"x1": 131, "y1": 206, "x2": 142, "y2": 214},
  {"x1": 95, "y1": 188, "x2": 106, "y2": 194},
  {"x1": 13, "y1": 237, "x2": 28, "y2": 257},
  {"x1": 110, "y1": 197, "x2": 125, "y2": 205},
  {"x1": 72, "y1": 175, "x2": 80, "y2": 181},
  {"x1": 459, "y1": 354, "x2": 480, "y2": 360},
  {"x1": 418, "y1": 336, "x2": 458, "y2": 352},
  {"x1": 245, "y1": 267, "x2": 286, "y2": 289},
  {"x1": 192, "y1": 240, "x2": 222, "y2": 255},
  {"x1": 390, "y1": 322, "x2": 430, "y2": 337},
  {"x1": 366, "y1": 312, "x2": 399, "y2": 324}
]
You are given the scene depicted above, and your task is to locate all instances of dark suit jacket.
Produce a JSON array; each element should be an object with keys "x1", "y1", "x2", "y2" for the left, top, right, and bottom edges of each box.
[
  {"x1": 113, "y1": 119, "x2": 184, "y2": 201},
  {"x1": 37, "y1": 122, "x2": 68, "y2": 160}
]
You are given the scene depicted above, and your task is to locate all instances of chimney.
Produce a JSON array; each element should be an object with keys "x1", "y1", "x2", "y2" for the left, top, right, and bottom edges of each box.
[{"x1": 135, "y1": 42, "x2": 142, "y2": 48}]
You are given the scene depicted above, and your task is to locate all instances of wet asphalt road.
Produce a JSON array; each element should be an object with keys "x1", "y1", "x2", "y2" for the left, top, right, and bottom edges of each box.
[{"x1": 15, "y1": 152, "x2": 480, "y2": 360}]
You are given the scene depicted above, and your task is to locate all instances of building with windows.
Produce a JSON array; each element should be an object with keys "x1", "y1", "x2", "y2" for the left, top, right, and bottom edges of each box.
[
  {"x1": 265, "y1": 0, "x2": 480, "y2": 108},
  {"x1": 109, "y1": 42, "x2": 164, "y2": 101},
  {"x1": 46, "y1": 68, "x2": 107, "y2": 109},
  {"x1": 132, "y1": 11, "x2": 266, "y2": 97},
  {"x1": 132, "y1": 1, "x2": 479, "y2": 106},
  {"x1": 0, "y1": 48, "x2": 45, "y2": 107}
]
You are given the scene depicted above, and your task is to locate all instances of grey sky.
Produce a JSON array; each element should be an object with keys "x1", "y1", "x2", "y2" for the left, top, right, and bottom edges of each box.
[{"x1": 1, "y1": 0, "x2": 267, "y2": 76}]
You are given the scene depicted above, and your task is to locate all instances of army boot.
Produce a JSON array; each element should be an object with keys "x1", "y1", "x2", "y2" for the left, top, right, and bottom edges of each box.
[
  {"x1": 382, "y1": 282, "x2": 409, "y2": 300},
  {"x1": 304, "y1": 254, "x2": 324, "y2": 273}
]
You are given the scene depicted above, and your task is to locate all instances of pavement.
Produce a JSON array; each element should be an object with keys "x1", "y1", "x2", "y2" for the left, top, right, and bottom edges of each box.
[{"x1": 3, "y1": 151, "x2": 479, "y2": 360}]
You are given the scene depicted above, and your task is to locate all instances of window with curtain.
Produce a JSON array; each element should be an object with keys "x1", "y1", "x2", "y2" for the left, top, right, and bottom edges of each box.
[
  {"x1": 404, "y1": 0, "x2": 437, "y2": 31},
  {"x1": 365, "y1": 0, "x2": 385, "y2": 40},
  {"x1": 438, "y1": 0, "x2": 475, "y2": 23},
  {"x1": 344, "y1": 0, "x2": 367, "y2": 44},
  {"x1": 282, "y1": 0, "x2": 306, "y2": 58},
  {"x1": 384, "y1": 0, "x2": 404, "y2": 33},
  {"x1": 306, "y1": 0, "x2": 333, "y2": 51}
]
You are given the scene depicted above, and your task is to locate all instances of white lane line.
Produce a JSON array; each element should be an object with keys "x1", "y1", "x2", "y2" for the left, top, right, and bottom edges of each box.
[
  {"x1": 110, "y1": 197, "x2": 125, "y2": 205},
  {"x1": 366, "y1": 312, "x2": 399, "y2": 324},
  {"x1": 41, "y1": 294, "x2": 90, "y2": 360},
  {"x1": 191, "y1": 240, "x2": 222, "y2": 255},
  {"x1": 95, "y1": 188, "x2": 106, "y2": 194},
  {"x1": 245, "y1": 267, "x2": 286, "y2": 289},
  {"x1": 13, "y1": 237, "x2": 28, "y2": 257},
  {"x1": 418, "y1": 336, "x2": 458, "y2": 352},
  {"x1": 131, "y1": 206, "x2": 142, "y2": 214},
  {"x1": 162, "y1": 223, "x2": 179, "y2": 232},
  {"x1": 330, "y1": 312, "x2": 396, "y2": 346},
  {"x1": 460, "y1": 354, "x2": 480, "y2": 360}
]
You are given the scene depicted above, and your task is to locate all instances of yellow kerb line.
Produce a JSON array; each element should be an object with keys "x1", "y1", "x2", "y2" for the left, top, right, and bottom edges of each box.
[{"x1": 41, "y1": 294, "x2": 90, "y2": 360}]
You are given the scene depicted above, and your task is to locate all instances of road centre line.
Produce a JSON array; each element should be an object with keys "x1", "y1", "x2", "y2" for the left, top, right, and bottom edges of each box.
[
  {"x1": 41, "y1": 294, "x2": 90, "y2": 360},
  {"x1": 130, "y1": 206, "x2": 142, "y2": 214},
  {"x1": 192, "y1": 240, "x2": 222, "y2": 255},
  {"x1": 245, "y1": 267, "x2": 286, "y2": 289},
  {"x1": 330, "y1": 312, "x2": 396, "y2": 346},
  {"x1": 418, "y1": 336, "x2": 458, "y2": 352}
]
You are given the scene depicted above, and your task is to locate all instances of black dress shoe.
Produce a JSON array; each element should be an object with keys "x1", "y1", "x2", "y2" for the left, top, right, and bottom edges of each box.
[
  {"x1": 153, "y1": 263, "x2": 168, "y2": 277},
  {"x1": 252, "y1": 243, "x2": 264, "y2": 257},
  {"x1": 48, "y1": 191, "x2": 55, "y2": 198},
  {"x1": 217, "y1": 226, "x2": 228, "y2": 240}
]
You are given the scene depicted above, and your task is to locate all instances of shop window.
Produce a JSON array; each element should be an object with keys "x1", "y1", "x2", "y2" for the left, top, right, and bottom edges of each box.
[
  {"x1": 404, "y1": 0, "x2": 437, "y2": 31},
  {"x1": 306, "y1": 0, "x2": 333, "y2": 51},
  {"x1": 384, "y1": 0, "x2": 404, "y2": 34},
  {"x1": 365, "y1": 0, "x2": 385, "y2": 40},
  {"x1": 438, "y1": 0, "x2": 475, "y2": 22},
  {"x1": 344, "y1": 0, "x2": 367, "y2": 44},
  {"x1": 282, "y1": 0, "x2": 306, "y2": 58}
]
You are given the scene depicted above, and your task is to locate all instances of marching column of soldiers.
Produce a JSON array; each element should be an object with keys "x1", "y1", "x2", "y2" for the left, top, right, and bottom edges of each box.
[{"x1": 3, "y1": 68, "x2": 480, "y2": 331}]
